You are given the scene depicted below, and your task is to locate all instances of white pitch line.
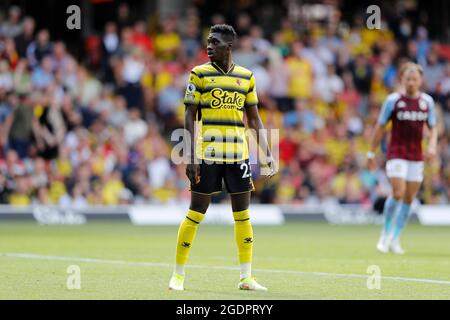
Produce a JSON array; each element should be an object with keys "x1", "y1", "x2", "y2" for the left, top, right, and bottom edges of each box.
[
  {"x1": 210, "y1": 255, "x2": 450, "y2": 265},
  {"x1": 1, "y1": 252, "x2": 450, "y2": 286},
  {"x1": 0, "y1": 252, "x2": 172, "y2": 268}
]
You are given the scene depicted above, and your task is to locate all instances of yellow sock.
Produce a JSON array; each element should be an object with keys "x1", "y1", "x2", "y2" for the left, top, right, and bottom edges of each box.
[
  {"x1": 175, "y1": 209, "x2": 204, "y2": 265},
  {"x1": 233, "y1": 209, "x2": 253, "y2": 264}
]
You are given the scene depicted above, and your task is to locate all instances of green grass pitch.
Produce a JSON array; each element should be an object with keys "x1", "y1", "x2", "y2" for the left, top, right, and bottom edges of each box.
[{"x1": 0, "y1": 221, "x2": 449, "y2": 299}]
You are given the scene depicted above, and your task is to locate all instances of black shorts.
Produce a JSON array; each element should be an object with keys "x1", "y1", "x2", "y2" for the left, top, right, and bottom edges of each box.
[{"x1": 190, "y1": 159, "x2": 255, "y2": 195}]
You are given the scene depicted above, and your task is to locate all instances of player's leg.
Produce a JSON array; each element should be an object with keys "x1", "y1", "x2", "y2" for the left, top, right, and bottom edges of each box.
[
  {"x1": 230, "y1": 192, "x2": 253, "y2": 278},
  {"x1": 230, "y1": 192, "x2": 266, "y2": 291},
  {"x1": 397, "y1": 181, "x2": 421, "y2": 237},
  {"x1": 176, "y1": 192, "x2": 211, "y2": 270},
  {"x1": 389, "y1": 181, "x2": 421, "y2": 254},
  {"x1": 169, "y1": 162, "x2": 221, "y2": 290},
  {"x1": 384, "y1": 178, "x2": 406, "y2": 232},
  {"x1": 169, "y1": 192, "x2": 211, "y2": 290},
  {"x1": 388, "y1": 181, "x2": 420, "y2": 254},
  {"x1": 377, "y1": 160, "x2": 407, "y2": 253},
  {"x1": 226, "y1": 160, "x2": 266, "y2": 291},
  {"x1": 377, "y1": 177, "x2": 406, "y2": 253},
  {"x1": 388, "y1": 161, "x2": 423, "y2": 254}
]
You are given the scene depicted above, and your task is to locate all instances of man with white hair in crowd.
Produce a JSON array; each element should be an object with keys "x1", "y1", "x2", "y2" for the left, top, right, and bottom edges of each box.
[{"x1": 0, "y1": 6, "x2": 23, "y2": 38}]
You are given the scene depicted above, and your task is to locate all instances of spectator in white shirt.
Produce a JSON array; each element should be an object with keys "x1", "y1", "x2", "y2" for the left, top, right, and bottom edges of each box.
[
  {"x1": 314, "y1": 64, "x2": 344, "y2": 103},
  {"x1": 119, "y1": 48, "x2": 145, "y2": 115},
  {"x1": 438, "y1": 63, "x2": 450, "y2": 95},
  {"x1": 0, "y1": 6, "x2": 23, "y2": 39},
  {"x1": 253, "y1": 59, "x2": 271, "y2": 97},
  {"x1": 124, "y1": 108, "x2": 147, "y2": 146}
]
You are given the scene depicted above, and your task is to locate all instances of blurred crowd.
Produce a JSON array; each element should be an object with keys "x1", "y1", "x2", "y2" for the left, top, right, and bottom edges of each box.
[{"x1": 0, "y1": 3, "x2": 449, "y2": 208}]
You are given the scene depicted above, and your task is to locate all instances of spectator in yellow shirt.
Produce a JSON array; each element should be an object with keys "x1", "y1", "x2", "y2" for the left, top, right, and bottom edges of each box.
[
  {"x1": 286, "y1": 41, "x2": 313, "y2": 99},
  {"x1": 102, "y1": 169, "x2": 125, "y2": 205},
  {"x1": 9, "y1": 175, "x2": 31, "y2": 206},
  {"x1": 155, "y1": 17, "x2": 181, "y2": 61}
]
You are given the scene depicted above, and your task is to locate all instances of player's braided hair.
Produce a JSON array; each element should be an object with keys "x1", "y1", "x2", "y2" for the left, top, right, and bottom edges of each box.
[{"x1": 210, "y1": 24, "x2": 237, "y2": 42}]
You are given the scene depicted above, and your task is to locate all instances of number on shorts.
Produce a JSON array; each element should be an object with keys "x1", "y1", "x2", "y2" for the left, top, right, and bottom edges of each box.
[{"x1": 240, "y1": 163, "x2": 251, "y2": 178}]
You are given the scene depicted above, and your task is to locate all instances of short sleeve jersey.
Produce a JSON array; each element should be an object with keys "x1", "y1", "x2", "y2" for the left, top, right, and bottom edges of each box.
[{"x1": 184, "y1": 62, "x2": 258, "y2": 162}]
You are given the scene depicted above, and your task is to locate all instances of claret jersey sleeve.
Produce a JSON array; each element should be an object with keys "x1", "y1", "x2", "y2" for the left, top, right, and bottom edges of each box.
[
  {"x1": 378, "y1": 93, "x2": 399, "y2": 125},
  {"x1": 422, "y1": 93, "x2": 436, "y2": 128}
]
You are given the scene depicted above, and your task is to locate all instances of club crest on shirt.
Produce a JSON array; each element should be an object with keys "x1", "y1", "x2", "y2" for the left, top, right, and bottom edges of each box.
[
  {"x1": 419, "y1": 99, "x2": 428, "y2": 111},
  {"x1": 397, "y1": 101, "x2": 406, "y2": 108}
]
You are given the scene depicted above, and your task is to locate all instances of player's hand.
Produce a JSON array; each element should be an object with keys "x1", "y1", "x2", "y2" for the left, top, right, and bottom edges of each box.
[
  {"x1": 367, "y1": 157, "x2": 377, "y2": 172},
  {"x1": 366, "y1": 151, "x2": 377, "y2": 171},
  {"x1": 424, "y1": 145, "x2": 437, "y2": 161},
  {"x1": 261, "y1": 155, "x2": 276, "y2": 178},
  {"x1": 186, "y1": 163, "x2": 201, "y2": 184}
]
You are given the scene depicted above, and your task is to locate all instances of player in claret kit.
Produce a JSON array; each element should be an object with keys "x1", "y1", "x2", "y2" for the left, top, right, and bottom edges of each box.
[{"x1": 368, "y1": 62, "x2": 438, "y2": 254}]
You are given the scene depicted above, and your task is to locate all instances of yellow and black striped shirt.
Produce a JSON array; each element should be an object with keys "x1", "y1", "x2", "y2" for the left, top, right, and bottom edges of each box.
[{"x1": 184, "y1": 62, "x2": 258, "y2": 162}]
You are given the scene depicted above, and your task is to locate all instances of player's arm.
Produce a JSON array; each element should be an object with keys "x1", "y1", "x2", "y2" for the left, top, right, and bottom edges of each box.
[
  {"x1": 184, "y1": 104, "x2": 197, "y2": 163},
  {"x1": 369, "y1": 124, "x2": 386, "y2": 155},
  {"x1": 367, "y1": 94, "x2": 395, "y2": 170},
  {"x1": 425, "y1": 127, "x2": 438, "y2": 160},
  {"x1": 425, "y1": 97, "x2": 438, "y2": 161},
  {"x1": 244, "y1": 74, "x2": 275, "y2": 176},
  {"x1": 367, "y1": 123, "x2": 386, "y2": 170},
  {"x1": 184, "y1": 71, "x2": 202, "y2": 184},
  {"x1": 245, "y1": 105, "x2": 271, "y2": 156},
  {"x1": 185, "y1": 104, "x2": 200, "y2": 184},
  {"x1": 245, "y1": 105, "x2": 276, "y2": 177}
]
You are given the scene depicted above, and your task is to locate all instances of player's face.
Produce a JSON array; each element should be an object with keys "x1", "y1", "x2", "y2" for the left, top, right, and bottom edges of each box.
[
  {"x1": 402, "y1": 69, "x2": 422, "y2": 95},
  {"x1": 207, "y1": 33, "x2": 230, "y2": 63}
]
